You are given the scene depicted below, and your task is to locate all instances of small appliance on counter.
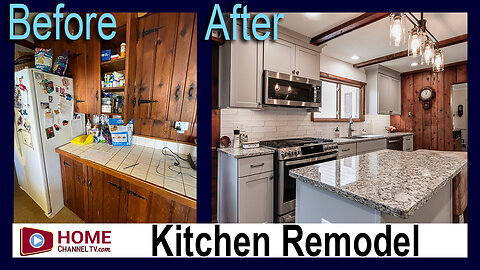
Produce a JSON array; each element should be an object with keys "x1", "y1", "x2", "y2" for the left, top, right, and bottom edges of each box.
[{"x1": 242, "y1": 141, "x2": 259, "y2": 149}]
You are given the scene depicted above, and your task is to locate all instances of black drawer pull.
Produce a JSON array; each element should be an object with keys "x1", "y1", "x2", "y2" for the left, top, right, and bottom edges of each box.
[
  {"x1": 127, "y1": 189, "x2": 147, "y2": 200},
  {"x1": 107, "y1": 181, "x2": 122, "y2": 190},
  {"x1": 63, "y1": 161, "x2": 71, "y2": 167},
  {"x1": 250, "y1": 163, "x2": 264, "y2": 168}
]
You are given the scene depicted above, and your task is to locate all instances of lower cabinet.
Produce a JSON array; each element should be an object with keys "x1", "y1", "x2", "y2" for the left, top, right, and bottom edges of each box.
[
  {"x1": 59, "y1": 154, "x2": 196, "y2": 223},
  {"x1": 218, "y1": 152, "x2": 274, "y2": 223}
]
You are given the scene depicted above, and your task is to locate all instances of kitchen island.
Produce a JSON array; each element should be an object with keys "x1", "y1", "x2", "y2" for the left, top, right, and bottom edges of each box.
[{"x1": 289, "y1": 149, "x2": 467, "y2": 223}]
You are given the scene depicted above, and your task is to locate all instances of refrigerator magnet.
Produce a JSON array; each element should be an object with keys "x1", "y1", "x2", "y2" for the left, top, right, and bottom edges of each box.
[
  {"x1": 45, "y1": 127, "x2": 55, "y2": 139},
  {"x1": 60, "y1": 87, "x2": 65, "y2": 94},
  {"x1": 62, "y1": 78, "x2": 70, "y2": 87},
  {"x1": 55, "y1": 86, "x2": 60, "y2": 93},
  {"x1": 54, "y1": 124, "x2": 60, "y2": 131},
  {"x1": 40, "y1": 102, "x2": 50, "y2": 109},
  {"x1": 65, "y1": 94, "x2": 72, "y2": 101},
  {"x1": 24, "y1": 119, "x2": 31, "y2": 132},
  {"x1": 34, "y1": 72, "x2": 45, "y2": 80},
  {"x1": 48, "y1": 96, "x2": 53, "y2": 103},
  {"x1": 62, "y1": 120, "x2": 69, "y2": 126},
  {"x1": 17, "y1": 115, "x2": 23, "y2": 126}
]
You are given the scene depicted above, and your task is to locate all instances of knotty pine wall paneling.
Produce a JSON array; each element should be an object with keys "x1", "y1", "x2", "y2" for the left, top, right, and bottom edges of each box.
[{"x1": 390, "y1": 62, "x2": 467, "y2": 151}]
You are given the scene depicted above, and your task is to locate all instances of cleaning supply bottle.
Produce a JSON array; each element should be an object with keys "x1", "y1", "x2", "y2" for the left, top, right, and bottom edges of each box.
[
  {"x1": 86, "y1": 119, "x2": 91, "y2": 133},
  {"x1": 334, "y1": 127, "x2": 340, "y2": 138}
]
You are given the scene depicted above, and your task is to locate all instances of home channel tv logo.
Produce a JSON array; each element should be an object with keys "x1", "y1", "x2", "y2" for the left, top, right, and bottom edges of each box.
[{"x1": 20, "y1": 227, "x2": 54, "y2": 256}]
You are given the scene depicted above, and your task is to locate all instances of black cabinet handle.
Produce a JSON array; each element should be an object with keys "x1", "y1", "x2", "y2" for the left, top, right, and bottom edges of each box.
[
  {"x1": 107, "y1": 181, "x2": 122, "y2": 190},
  {"x1": 175, "y1": 84, "x2": 181, "y2": 101},
  {"x1": 342, "y1": 148, "x2": 350, "y2": 152},
  {"x1": 87, "y1": 179, "x2": 92, "y2": 188},
  {"x1": 64, "y1": 161, "x2": 71, "y2": 167},
  {"x1": 127, "y1": 188, "x2": 147, "y2": 200},
  {"x1": 188, "y1": 83, "x2": 195, "y2": 100}
]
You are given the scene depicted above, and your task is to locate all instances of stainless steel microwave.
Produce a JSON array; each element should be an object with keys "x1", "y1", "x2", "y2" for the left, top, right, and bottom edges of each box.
[{"x1": 263, "y1": 70, "x2": 322, "y2": 108}]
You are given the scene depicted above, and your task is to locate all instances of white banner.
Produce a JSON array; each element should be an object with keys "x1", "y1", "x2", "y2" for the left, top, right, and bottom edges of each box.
[{"x1": 12, "y1": 223, "x2": 467, "y2": 258}]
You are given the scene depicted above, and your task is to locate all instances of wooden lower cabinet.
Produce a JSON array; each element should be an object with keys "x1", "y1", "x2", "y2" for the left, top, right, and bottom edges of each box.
[{"x1": 59, "y1": 154, "x2": 196, "y2": 223}]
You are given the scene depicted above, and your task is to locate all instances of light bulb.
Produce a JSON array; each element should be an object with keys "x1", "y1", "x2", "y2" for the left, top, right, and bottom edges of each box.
[{"x1": 389, "y1": 13, "x2": 405, "y2": 47}]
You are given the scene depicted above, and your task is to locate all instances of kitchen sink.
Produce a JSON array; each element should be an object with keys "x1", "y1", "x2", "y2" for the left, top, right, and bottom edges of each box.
[{"x1": 341, "y1": 135, "x2": 384, "y2": 139}]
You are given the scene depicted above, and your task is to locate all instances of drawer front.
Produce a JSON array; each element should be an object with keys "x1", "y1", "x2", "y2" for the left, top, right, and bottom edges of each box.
[
  {"x1": 238, "y1": 154, "x2": 274, "y2": 178},
  {"x1": 403, "y1": 135, "x2": 414, "y2": 151},
  {"x1": 338, "y1": 143, "x2": 357, "y2": 158},
  {"x1": 357, "y1": 139, "x2": 386, "y2": 154}
]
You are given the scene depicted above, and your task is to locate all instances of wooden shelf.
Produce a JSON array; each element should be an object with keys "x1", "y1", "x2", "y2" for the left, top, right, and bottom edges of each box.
[
  {"x1": 102, "y1": 112, "x2": 122, "y2": 116},
  {"x1": 101, "y1": 58, "x2": 125, "y2": 72},
  {"x1": 102, "y1": 86, "x2": 124, "y2": 92}
]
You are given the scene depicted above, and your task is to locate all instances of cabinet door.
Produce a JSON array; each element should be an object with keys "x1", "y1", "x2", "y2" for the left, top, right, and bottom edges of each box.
[
  {"x1": 238, "y1": 171, "x2": 274, "y2": 223},
  {"x1": 228, "y1": 29, "x2": 262, "y2": 108},
  {"x1": 148, "y1": 191, "x2": 197, "y2": 222},
  {"x1": 378, "y1": 73, "x2": 401, "y2": 115},
  {"x1": 73, "y1": 160, "x2": 88, "y2": 220},
  {"x1": 264, "y1": 38, "x2": 296, "y2": 75},
  {"x1": 102, "y1": 174, "x2": 125, "y2": 222},
  {"x1": 123, "y1": 13, "x2": 138, "y2": 124},
  {"x1": 87, "y1": 166, "x2": 104, "y2": 223},
  {"x1": 295, "y1": 46, "x2": 320, "y2": 79},
  {"x1": 60, "y1": 156, "x2": 76, "y2": 211},
  {"x1": 123, "y1": 183, "x2": 151, "y2": 223}
]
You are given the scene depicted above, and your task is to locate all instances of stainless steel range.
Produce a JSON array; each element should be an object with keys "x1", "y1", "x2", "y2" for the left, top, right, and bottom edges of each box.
[{"x1": 259, "y1": 137, "x2": 338, "y2": 223}]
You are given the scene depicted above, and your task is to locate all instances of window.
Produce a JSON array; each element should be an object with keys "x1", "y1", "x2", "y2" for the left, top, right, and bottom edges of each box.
[{"x1": 312, "y1": 73, "x2": 365, "y2": 122}]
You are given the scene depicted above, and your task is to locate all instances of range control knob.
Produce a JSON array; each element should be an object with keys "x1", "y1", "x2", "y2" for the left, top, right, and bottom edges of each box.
[
  {"x1": 288, "y1": 150, "x2": 293, "y2": 156},
  {"x1": 280, "y1": 151, "x2": 286, "y2": 158},
  {"x1": 294, "y1": 149, "x2": 300, "y2": 155}
]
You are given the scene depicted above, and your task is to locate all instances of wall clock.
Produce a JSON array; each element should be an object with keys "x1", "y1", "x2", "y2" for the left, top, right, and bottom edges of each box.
[{"x1": 419, "y1": 86, "x2": 435, "y2": 110}]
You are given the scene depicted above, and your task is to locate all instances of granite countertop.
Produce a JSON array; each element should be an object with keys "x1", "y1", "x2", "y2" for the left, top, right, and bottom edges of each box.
[
  {"x1": 217, "y1": 146, "x2": 275, "y2": 158},
  {"x1": 289, "y1": 149, "x2": 467, "y2": 218},
  {"x1": 57, "y1": 143, "x2": 196, "y2": 200},
  {"x1": 331, "y1": 132, "x2": 414, "y2": 145}
]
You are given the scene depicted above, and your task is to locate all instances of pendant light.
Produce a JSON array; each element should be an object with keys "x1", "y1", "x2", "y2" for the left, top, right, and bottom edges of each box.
[
  {"x1": 421, "y1": 38, "x2": 435, "y2": 65},
  {"x1": 389, "y1": 13, "x2": 406, "y2": 46},
  {"x1": 433, "y1": 49, "x2": 444, "y2": 72},
  {"x1": 408, "y1": 26, "x2": 424, "y2": 57}
]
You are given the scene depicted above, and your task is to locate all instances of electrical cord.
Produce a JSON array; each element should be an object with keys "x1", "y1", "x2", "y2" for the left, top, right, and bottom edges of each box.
[{"x1": 153, "y1": 131, "x2": 197, "y2": 180}]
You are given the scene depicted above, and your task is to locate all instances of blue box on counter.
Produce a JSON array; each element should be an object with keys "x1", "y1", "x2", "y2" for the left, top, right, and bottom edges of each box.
[
  {"x1": 108, "y1": 118, "x2": 133, "y2": 146},
  {"x1": 101, "y1": 50, "x2": 112, "y2": 62}
]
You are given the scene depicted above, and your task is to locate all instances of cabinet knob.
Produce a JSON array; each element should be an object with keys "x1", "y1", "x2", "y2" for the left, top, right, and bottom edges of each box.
[
  {"x1": 292, "y1": 70, "x2": 295, "y2": 74},
  {"x1": 296, "y1": 71, "x2": 299, "y2": 75}
]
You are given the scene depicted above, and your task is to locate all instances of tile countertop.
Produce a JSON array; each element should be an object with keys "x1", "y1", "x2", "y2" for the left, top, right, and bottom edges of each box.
[
  {"x1": 57, "y1": 143, "x2": 196, "y2": 200},
  {"x1": 331, "y1": 132, "x2": 414, "y2": 145},
  {"x1": 217, "y1": 147, "x2": 275, "y2": 158},
  {"x1": 289, "y1": 149, "x2": 467, "y2": 218}
]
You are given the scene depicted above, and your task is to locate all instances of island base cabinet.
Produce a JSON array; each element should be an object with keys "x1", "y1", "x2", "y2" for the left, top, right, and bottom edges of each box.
[
  {"x1": 296, "y1": 179, "x2": 452, "y2": 223},
  {"x1": 59, "y1": 154, "x2": 196, "y2": 223},
  {"x1": 238, "y1": 171, "x2": 274, "y2": 223}
]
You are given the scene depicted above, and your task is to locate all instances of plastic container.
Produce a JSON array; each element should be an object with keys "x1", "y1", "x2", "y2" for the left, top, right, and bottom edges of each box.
[
  {"x1": 120, "y1": 43, "x2": 126, "y2": 58},
  {"x1": 334, "y1": 127, "x2": 340, "y2": 138}
]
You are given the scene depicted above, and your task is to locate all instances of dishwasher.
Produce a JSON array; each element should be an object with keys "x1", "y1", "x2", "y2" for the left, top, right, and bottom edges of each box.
[{"x1": 386, "y1": 137, "x2": 403, "y2": 150}]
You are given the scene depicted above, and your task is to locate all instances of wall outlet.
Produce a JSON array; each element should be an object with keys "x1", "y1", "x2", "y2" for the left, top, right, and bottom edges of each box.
[
  {"x1": 234, "y1": 123, "x2": 245, "y2": 131},
  {"x1": 174, "y1": 121, "x2": 189, "y2": 134}
]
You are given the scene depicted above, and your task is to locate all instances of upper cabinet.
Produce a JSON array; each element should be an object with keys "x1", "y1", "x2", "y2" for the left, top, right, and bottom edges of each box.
[
  {"x1": 219, "y1": 28, "x2": 263, "y2": 109},
  {"x1": 366, "y1": 65, "x2": 401, "y2": 115},
  {"x1": 264, "y1": 38, "x2": 320, "y2": 80}
]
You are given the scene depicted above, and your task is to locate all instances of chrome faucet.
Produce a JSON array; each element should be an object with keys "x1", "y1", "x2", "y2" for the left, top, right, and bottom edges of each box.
[{"x1": 348, "y1": 115, "x2": 355, "y2": 138}]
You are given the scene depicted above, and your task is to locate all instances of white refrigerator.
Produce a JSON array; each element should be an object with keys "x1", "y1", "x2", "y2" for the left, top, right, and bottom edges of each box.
[{"x1": 14, "y1": 68, "x2": 85, "y2": 217}]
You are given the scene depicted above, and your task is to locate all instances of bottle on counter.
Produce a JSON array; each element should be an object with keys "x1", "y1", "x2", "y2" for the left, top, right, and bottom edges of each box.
[
  {"x1": 334, "y1": 127, "x2": 340, "y2": 138},
  {"x1": 233, "y1": 129, "x2": 241, "y2": 148},
  {"x1": 86, "y1": 119, "x2": 91, "y2": 132}
]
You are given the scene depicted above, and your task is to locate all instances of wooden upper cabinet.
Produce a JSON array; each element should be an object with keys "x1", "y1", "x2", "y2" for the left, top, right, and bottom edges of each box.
[
  {"x1": 167, "y1": 13, "x2": 196, "y2": 122},
  {"x1": 179, "y1": 16, "x2": 197, "y2": 123},
  {"x1": 123, "y1": 13, "x2": 138, "y2": 124}
]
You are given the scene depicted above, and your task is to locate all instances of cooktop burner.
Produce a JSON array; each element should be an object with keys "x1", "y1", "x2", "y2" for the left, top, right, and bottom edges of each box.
[{"x1": 259, "y1": 137, "x2": 334, "y2": 149}]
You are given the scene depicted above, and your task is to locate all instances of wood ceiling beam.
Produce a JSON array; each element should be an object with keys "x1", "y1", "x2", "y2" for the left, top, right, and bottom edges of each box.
[
  {"x1": 310, "y1": 12, "x2": 390, "y2": 46},
  {"x1": 353, "y1": 34, "x2": 468, "y2": 69},
  {"x1": 15, "y1": 40, "x2": 36, "y2": 50}
]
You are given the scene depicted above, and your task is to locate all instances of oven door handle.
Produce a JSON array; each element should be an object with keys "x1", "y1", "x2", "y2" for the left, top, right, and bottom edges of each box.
[{"x1": 284, "y1": 153, "x2": 338, "y2": 166}]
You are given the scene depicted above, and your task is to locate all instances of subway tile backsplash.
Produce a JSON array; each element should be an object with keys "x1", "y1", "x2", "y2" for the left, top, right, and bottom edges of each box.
[{"x1": 220, "y1": 107, "x2": 390, "y2": 142}]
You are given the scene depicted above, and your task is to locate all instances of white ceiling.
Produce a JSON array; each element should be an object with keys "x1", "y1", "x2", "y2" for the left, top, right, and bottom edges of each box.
[{"x1": 277, "y1": 13, "x2": 468, "y2": 73}]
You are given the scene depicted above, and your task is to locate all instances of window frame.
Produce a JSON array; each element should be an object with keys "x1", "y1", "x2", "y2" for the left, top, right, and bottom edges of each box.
[{"x1": 311, "y1": 72, "x2": 366, "y2": 122}]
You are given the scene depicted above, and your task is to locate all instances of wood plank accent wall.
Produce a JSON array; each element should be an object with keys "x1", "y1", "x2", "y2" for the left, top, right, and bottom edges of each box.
[
  {"x1": 390, "y1": 62, "x2": 467, "y2": 151},
  {"x1": 211, "y1": 44, "x2": 220, "y2": 222},
  {"x1": 133, "y1": 13, "x2": 197, "y2": 144}
]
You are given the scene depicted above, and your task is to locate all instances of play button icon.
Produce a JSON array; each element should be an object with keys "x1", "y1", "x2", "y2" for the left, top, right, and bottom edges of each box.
[
  {"x1": 30, "y1": 233, "x2": 44, "y2": 248},
  {"x1": 21, "y1": 228, "x2": 53, "y2": 255}
]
